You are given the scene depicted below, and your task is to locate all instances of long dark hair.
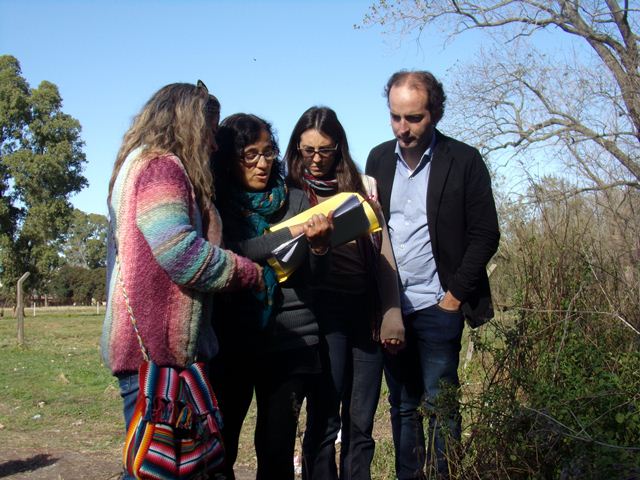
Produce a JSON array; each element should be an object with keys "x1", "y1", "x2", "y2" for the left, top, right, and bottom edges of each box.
[
  {"x1": 284, "y1": 106, "x2": 364, "y2": 195},
  {"x1": 212, "y1": 113, "x2": 284, "y2": 203}
]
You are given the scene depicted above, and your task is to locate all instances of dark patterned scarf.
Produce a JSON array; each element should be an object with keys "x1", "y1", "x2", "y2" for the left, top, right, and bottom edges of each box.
[
  {"x1": 302, "y1": 170, "x2": 338, "y2": 205},
  {"x1": 227, "y1": 176, "x2": 287, "y2": 328}
]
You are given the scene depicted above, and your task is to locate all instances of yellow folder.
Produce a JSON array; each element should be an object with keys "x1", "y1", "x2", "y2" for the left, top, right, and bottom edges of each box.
[{"x1": 267, "y1": 192, "x2": 381, "y2": 282}]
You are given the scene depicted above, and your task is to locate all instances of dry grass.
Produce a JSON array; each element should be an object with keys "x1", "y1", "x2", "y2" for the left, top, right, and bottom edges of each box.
[{"x1": 0, "y1": 307, "x2": 477, "y2": 479}]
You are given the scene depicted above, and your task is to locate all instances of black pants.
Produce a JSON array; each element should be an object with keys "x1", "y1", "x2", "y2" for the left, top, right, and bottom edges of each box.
[
  {"x1": 303, "y1": 292, "x2": 383, "y2": 480},
  {"x1": 255, "y1": 371, "x2": 308, "y2": 480},
  {"x1": 209, "y1": 346, "x2": 320, "y2": 480}
]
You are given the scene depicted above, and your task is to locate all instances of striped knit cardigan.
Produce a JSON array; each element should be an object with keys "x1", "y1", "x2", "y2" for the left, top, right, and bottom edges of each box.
[{"x1": 101, "y1": 148, "x2": 261, "y2": 374}]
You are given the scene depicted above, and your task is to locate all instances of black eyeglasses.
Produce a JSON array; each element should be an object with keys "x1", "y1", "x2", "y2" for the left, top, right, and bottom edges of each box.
[
  {"x1": 298, "y1": 145, "x2": 338, "y2": 159},
  {"x1": 241, "y1": 149, "x2": 278, "y2": 166}
]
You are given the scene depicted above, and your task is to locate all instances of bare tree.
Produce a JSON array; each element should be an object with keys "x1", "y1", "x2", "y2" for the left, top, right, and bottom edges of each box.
[
  {"x1": 362, "y1": 1, "x2": 640, "y2": 190},
  {"x1": 363, "y1": 6, "x2": 640, "y2": 476}
]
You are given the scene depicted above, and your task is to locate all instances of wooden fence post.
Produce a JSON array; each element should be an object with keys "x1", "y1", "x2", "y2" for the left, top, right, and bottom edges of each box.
[{"x1": 16, "y1": 272, "x2": 30, "y2": 346}]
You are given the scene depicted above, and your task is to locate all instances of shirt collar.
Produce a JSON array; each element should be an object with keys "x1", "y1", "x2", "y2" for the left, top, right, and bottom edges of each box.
[{"x1": 394, "y1": 133, "x2": 437, "y2": 172}]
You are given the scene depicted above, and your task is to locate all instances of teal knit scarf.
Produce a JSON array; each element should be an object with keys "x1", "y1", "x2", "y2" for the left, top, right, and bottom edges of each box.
[{"x1": 227, "y1": 176, "x2": 287, "y2": 328}]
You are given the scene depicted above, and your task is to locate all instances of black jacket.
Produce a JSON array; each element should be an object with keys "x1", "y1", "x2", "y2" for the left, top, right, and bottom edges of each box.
[
  {"x1": 365, "y1": 129, "x2": 500, "y2": 327},
  {"x1": 215, "y1": 188, "x2": 329, "y2": 351}
]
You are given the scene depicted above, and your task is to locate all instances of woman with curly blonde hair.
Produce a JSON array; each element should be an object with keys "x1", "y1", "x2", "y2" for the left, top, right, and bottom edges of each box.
[{"x1": 101, "y1": 82, "x2": 263, "y2": 479}]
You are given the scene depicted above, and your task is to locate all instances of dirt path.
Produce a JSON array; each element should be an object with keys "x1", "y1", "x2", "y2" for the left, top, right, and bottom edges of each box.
[
  {"x1": 0, "y1": 449, "x2": 121, "y2": 480},
  {"x1": 0, "y1": 449, "x2": 255, "y2": 480}
]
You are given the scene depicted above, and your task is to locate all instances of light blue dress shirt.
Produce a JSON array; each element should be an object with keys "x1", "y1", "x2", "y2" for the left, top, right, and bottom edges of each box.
[{"x1": 388, "y1": 137, "x2": 444, "y2": 314}]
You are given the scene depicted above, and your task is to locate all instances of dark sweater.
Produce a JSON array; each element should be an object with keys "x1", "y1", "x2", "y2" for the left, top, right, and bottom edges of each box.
[{"x1": 214, "y1": 188, "x2": 329, "y2": 353}]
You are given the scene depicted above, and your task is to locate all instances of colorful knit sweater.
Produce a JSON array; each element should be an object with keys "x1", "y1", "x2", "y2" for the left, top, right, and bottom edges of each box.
[{"x1": 101, "y1": 148, "x2": 261, "y2": 374}]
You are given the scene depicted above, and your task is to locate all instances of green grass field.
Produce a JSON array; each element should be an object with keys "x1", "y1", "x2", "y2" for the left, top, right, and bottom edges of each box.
[
  {"x1": 0, "y1": 309, "x2": 122, "y2": 457},
  {"x1": 0, "y1": 308, "x2": 478, "y2": 479}
]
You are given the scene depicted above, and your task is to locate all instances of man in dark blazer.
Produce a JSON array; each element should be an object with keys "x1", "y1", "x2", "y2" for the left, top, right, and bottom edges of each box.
[{"x1": 365, "y1": 70, "x2": 500, "y2": 479}]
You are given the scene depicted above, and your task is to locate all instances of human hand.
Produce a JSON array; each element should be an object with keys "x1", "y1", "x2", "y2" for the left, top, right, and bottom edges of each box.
[
  {"x1": 303, "y1": 212, "x2": 334, "y2": 254},
  {"x1": 438, "y1": 291, "x2": 461, "y2": 312},
  {"x1": 382, "y1": 337, "x2": 404, "y2": 355},
  {"x1": 288, "y1": 224, "x2": 305, "y2": 237}
]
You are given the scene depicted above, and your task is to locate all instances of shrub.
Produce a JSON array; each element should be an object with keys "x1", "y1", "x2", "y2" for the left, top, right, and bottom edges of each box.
[{"x1": 455, "y1": 183, "x2": 640, "y2": 478}]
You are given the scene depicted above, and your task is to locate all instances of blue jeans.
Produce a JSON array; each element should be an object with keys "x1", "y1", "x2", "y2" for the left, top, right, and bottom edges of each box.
[
  {"x1": 384, "y1": 305, "x2": 464, "y2": 480},
  {"x1": 117, "y1": 373, "x2": 139, "y2": 480},
  {"x1": 303, "y1": 292, "x2": 383, "y2": 480}
]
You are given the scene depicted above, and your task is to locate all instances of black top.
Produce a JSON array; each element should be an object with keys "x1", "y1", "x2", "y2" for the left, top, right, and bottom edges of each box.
[
  {"x1": 214, "y1": 188, "x2": 330, "y2": 353},
  {"x1": 366, "y1": 130, "x2": 500, "y2": 327}
]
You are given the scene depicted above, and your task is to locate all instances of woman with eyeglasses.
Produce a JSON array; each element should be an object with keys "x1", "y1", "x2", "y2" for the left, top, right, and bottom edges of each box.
[
  {"x1": 285, "y1": 106, "x2": 404, "y2": 480},
  {"x1": 209, "y1": 113, "x2": 333, "y2": 480}
]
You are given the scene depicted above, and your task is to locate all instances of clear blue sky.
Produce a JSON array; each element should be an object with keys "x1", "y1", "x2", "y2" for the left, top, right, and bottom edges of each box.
[{"x1": 1, "y1": 0, "x2": 480, "y2": 215}]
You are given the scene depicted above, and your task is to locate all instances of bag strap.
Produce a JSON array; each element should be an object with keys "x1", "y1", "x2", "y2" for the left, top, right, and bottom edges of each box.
[
  {"x1": 116, "y1": 256, "x2": 150, "y2": 362},
  {"x1": 361, "y1": 174, "x2": 378, "y2": 201}
]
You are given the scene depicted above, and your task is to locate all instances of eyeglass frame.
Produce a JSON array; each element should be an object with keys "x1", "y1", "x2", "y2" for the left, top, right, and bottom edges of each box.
[
  {"x1": 240, "y1": 148, "x2": 279, "y2": 167},
  {"x1": 298, "y1": 144, "x2": 339, "y2": 159}
]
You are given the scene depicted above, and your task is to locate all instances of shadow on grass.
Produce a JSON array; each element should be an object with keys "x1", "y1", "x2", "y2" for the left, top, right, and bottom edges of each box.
[{"x1": 0, "y1": 454, "x2": 59, "y2": 478}]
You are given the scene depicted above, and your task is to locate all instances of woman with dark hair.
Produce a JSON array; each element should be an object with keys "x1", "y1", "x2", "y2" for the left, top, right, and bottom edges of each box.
[
  {"x1": 101, "y1": 83, "x2": 264, "y2": 480},
  {"x1": 210, "y1": 113, "x2": 333, "y2": 480},
  {"x1": 285, "y1": 106, "x2": 404, "y2": 480}
]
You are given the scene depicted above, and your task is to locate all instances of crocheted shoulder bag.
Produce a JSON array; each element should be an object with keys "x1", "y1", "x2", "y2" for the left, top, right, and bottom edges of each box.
[{"x1": 117, "y1": 260, "x2": 225, "y2": 479}]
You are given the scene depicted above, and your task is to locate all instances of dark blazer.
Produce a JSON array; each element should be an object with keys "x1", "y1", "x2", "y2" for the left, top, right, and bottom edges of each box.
[{"x1": 365, "y1": 129, "x2": 500, "y2": 327}]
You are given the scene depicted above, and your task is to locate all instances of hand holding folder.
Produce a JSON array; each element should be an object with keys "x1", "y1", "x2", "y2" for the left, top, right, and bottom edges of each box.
[{"x1": 267, "y1": 192, "x2": 381, "y2": 282}]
